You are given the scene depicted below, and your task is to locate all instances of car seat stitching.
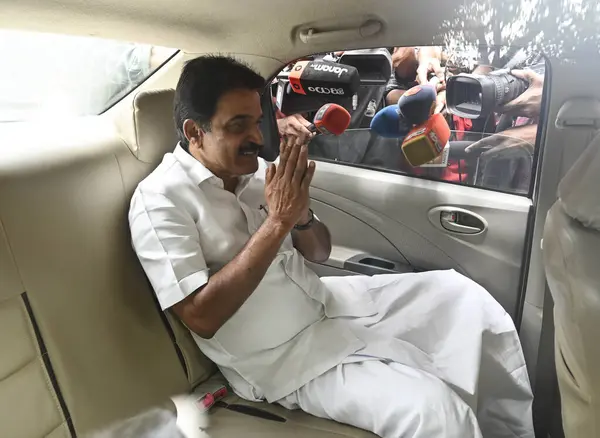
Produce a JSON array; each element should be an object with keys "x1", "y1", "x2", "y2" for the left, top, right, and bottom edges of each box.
[{"x1": 22, "y1": 293, "x2": 76, "y2": 437}]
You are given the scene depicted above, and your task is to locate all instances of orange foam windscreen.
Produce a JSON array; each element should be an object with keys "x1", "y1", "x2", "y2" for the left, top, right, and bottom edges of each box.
[{"x1": 401, "y1": 113, "x2": 451, "y2": 166}]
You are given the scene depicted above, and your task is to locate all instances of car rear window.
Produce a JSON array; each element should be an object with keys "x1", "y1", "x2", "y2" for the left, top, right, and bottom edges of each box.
[{"x1": 0, "y1": 29, "x2": 176, "y2": 122}]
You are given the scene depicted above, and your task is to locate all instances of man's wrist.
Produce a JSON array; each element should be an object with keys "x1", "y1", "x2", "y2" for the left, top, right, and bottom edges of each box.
[
  {"x1": 296, "y1": 209, "x2": 312, "y2": 226},
  {"x1": 295, "y1": 209, "x2": 315, "y2": 231},
  {"x1": 261, "y1": 215, "x2": 290, "y2": 237}
]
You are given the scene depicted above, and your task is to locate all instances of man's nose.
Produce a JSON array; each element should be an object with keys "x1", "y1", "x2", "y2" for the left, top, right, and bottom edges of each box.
[{"x1": 249, "y1": 124, "x2": 263, "y2": 144}]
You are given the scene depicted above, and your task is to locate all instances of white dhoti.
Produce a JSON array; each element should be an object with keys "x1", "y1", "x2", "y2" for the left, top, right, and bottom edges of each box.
[{"x1": 278, "y1": 270, "x2": 534, "y2": 438}]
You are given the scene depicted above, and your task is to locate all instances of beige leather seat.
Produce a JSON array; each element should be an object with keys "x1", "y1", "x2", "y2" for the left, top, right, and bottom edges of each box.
[
  {"x1": 543, "y1": 132, "x2": 600, "y2": 437},
  {"x1": 0, "y1": 87, "x2": 375, "y2": 437},
  {"x1": 0, "y1": 98, "x2": 191, "y2": 438}
]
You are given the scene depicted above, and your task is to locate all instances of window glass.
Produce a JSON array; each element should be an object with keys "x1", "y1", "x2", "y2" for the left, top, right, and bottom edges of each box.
[
  {"x1": 271, "y1": 46, "x2": 545, "y2": 196},
  {"x1": 0, "y1": 29, "x2": 176, "y2": 122}
]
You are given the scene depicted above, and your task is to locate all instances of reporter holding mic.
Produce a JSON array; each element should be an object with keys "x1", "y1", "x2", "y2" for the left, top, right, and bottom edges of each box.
[{"x1": 385, "y1": 46, "x2": 445, "y2": 106}]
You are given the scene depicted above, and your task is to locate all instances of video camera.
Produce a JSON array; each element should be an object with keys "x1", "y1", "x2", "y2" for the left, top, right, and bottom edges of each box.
[
  {"x1": 274, "y1": 48, "x2": 393, "y2": 116},
  {"x1": 446, "y1": 63, "x2": 545, "y2": 119}
]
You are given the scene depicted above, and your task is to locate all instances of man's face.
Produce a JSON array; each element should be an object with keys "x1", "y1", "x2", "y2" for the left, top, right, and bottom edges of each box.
[{"x1": 191, "y1": 88, "x2": 264, "y2": 178}]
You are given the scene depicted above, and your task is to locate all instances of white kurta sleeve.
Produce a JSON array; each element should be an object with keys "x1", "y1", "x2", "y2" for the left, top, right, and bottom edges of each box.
[{"x1": 129, "y1": 188, "x2": 209, "y2": 310}]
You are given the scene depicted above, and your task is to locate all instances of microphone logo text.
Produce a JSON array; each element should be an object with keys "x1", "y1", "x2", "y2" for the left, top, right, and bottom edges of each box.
[
  {"x1": 307, "y1": 86, "x2": 345, "y2": 95},
  {"x1": 310, "y1": 63, "x2": 349, "y2": 78}
]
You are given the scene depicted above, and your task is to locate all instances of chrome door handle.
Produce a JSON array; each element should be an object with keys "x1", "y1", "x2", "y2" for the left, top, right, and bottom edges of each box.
[
  {"x1": 440, "y1": 216, "x2": 482, "y2": 234},
  {"x1": 428, "y1": 207, "x2": 487, "y2": 235}
]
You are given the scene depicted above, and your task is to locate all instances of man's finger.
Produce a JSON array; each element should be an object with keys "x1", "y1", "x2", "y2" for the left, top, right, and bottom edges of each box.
[
  {"x1": 297, "y1": 132, "x2": 309, "y2": 146},
  {"x1": 464, "y1": 143, "x2": 477, "y2": 154},
  {"x1": 513, "y1": 69, "x2": 545, "y2": 88},
  {"x1": 465, "y1": 137, "x2": 499, "y2": 154},
  {"x1": 298, "y1": 123, "x2": 314, "y2": 142},
  {"x1": 479, "y1": 146, "x2": 504, "y2": 158},
  {"x1": 293, "y1": 144, "x2": 308, "y2": 185},
  {"x1": 511, "y1": 69, "x2": 536, "y2": 83},
  {"x1": 265, "y1": 163, "x2": 276, "y2": 185},
  {"x1": 291, "y1": 127, "x2": 310, "y2": 146},
  {"x1": 431, "y1": 60, "x2": 444, "y2": 81},
  {"x1": 497, "y1": 97, "x2": 524, "y2": 115},
  {"x1": 479, "y1": 139, "x2": 523, "y2": 158},
  {"x1": 301, "y1": 161, "x2": 316, "y2": 191},
  {"x1": 298, "y1": 116, "x2": 313, "y2": 129},
  {"x1": 288, "y1": 118, "x2": 314, "y2": 146},
  {"x1": 284, "y1": 142, "x2": 301, "y2": 181},
  {"x1": 276, "y1": 138, "x2": 291, "y2": 177},
  {"x1": 466, "y1": 143, "x2": 500, "y2": 155}
]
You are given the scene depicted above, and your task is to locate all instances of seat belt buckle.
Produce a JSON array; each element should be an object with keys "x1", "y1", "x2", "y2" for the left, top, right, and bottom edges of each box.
[{"x1": 195, "y1": 384, "x2": 228, "y2": 412}]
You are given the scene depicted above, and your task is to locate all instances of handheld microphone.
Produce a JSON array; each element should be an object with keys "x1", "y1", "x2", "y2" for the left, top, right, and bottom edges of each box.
[
  {"x1": 401, "y1": 113, "x2": 451, "y2": 166},
  {"x1": 397, "y1": 84, "x2": 437, "y2": 125},
  {"x1": 309, "y1": 103, "x2": 351, "y2": 135},
  {"x1": 287, "y1": 60, "x2": 360, "y2": 98},
  {"x1": 369, "y1": 105, "x2": 412, "y2": 138}
]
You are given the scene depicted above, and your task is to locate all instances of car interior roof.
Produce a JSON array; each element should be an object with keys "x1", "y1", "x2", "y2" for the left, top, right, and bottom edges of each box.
[{"x1": 1, "y1": 0, "x2": 461, "y2": 60}]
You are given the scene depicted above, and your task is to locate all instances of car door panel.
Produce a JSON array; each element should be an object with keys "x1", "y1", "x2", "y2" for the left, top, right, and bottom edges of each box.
[{"x1": 310, "y1": 161, "x2": 531, "y2": 317}]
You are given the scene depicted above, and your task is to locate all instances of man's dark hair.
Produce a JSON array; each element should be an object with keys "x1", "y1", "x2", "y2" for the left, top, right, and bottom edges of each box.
[{"x1": 173, "y1": 55, "x2": 265, "y2": 149}]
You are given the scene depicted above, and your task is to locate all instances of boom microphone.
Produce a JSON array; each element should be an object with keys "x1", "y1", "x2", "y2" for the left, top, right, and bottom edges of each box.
[
  {"x1": 397, "y1": 84, "x2": 437, "y2": 125},
  {"x1": 309, "y1": 103, "x2": 351, "y2": 135},
  {"x1": 369, "y1": 105, "x2": 412, "y2": 138},
  {"x1": 401, "y1": 113, "x2": 451, "y2": 166},
  {"x1": 287, "y1": 60, "x2": 360, "y2": 98}
]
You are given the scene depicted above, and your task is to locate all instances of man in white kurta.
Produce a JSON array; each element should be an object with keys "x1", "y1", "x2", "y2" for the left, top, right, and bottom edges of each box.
[{"x1": 129, "y1": 55, "x2": 534, "y2": 437}]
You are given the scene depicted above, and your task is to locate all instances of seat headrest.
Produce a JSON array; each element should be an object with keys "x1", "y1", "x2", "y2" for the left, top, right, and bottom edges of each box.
[
  {"x1": 118, "y1": 88, "x2": 178, "y2": 164},
  {"x1": 558, "y1": 131, "x2": 600, "y2": 231}
]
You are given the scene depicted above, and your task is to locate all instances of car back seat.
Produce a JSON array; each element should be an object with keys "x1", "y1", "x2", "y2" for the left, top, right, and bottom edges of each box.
[
  {"x1": 0, "y1": 219, "x2": 72, "y2": 438},
  {"x1": 0, "y1": 113, "x2": 190, "y2": 437},
  {"x1": 0, "y1": 88, "x2": 376, "y2": 437}
]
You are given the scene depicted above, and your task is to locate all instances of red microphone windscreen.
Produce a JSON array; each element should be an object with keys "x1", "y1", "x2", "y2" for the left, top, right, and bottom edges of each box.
[{"x1": 313, "y1": 103, "x2": 351, "y2": 135}]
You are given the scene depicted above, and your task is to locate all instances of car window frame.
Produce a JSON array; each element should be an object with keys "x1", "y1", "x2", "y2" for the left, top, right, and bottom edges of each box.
[
  {"x1": 100, "y1": 49, "x2": 180, "y2": 115},
  {"x1": 263, "y1": 47, "x2": 552, "y2": 200},
  {"x1": 0, "y1": 29, "x2": 179, "y2": 121}
]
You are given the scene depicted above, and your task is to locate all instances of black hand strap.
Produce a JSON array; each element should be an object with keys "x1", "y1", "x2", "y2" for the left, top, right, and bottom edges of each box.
[{"x1": 294, "y1": 208, "x2": 315, "y2": 230}]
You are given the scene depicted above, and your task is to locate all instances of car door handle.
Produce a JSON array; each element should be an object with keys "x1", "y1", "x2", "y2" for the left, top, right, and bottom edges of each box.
[
  {"x1": 428, "y1": 207, "x2": 487, "y2": 235},
  {"x1": 440, "y1": 216, "x2": 482, "y2": 234}
]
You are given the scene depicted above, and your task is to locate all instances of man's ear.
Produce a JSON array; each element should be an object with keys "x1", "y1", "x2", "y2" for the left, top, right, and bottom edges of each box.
[{"x1": 183, "y1": 119, "x2": 204, "y2": 148}]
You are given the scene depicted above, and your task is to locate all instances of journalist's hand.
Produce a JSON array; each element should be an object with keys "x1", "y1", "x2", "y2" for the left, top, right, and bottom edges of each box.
[
  {"x1": 416, "y1": 47, "x2": 445, "y2": 85},
  {"x1": 498, "y1": 69, "x2": 544, "y2": 119},
  {"x1": 265, "y1": 138, "x2": 316, "y2": 230},
  {"x1": 277, "y1": 114, "x2": 315, "y2": 146},
  {"x1": 465, "y1": 126, "x2": 537, "y2": 158}
]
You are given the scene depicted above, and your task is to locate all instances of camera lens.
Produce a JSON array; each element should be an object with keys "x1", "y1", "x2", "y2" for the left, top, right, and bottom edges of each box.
[
  {"x1": 447, "y1": 71, "x2": 529, "y2": 119},
  {"x1": 488, "y1": 72, "x2": 528, "y2": 107}
]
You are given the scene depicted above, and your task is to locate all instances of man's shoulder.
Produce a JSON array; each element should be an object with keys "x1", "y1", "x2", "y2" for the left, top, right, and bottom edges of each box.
[
  {"x1": 138, "y1": 151, "x2": 190, "y2": 191},
  {"x1": 131, "y1": 152, "x2": 197, "y2": 209}
]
